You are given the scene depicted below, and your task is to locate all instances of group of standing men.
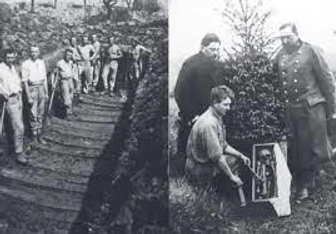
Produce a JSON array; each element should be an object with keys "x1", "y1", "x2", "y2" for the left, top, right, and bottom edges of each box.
[
  {"x1": 0, "y1": 34, "x2": 152, "y2": 164},
  {"x1": 175, "y1": 23, "x2": 336, "y2": 204}
]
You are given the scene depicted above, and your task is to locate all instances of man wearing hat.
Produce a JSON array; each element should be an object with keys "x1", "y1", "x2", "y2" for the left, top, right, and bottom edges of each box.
[
  {"x1": 275, "y1": 23, "x2": 336, "y2": 202},
  {"x1": 174, "y1": 33, "x2": 224, "y2": 170}
]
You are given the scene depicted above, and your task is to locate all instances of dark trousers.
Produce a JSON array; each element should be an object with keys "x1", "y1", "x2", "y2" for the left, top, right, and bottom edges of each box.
[{"x1": 288, "y1": 101, "x2": 330, "y2": 189}]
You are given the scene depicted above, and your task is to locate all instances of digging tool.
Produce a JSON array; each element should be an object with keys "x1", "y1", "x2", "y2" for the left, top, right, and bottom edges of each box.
[
  {"x1": 0, "y1": 102, "x2": 7, "y2": 136},
  {"x1": 238, "y1": 186, "x2": 246, "y2": 207},
  {"x1": 46, "y1": 71, "x2": 59, "y2": 127}
]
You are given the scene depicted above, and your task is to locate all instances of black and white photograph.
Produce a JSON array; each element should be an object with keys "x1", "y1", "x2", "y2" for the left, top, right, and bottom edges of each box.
[
  {"x1": 169, "y1": 0, "x2": 336, "y2": 233},
  {"x1": 0, "y1": 0, "x2": 168, "y2": 233}
]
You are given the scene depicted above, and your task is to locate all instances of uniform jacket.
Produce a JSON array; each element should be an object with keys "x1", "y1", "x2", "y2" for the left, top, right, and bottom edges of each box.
[
  {"x1": 174, "y1": 52, "x2": 223, "y2": 121},
  {"x1": 276, "y1": 41, "x2": 336, "y2": 116}
]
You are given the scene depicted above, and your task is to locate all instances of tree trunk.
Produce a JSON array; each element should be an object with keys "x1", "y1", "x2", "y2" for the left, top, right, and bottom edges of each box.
[{"x1": 54, "y1": 0, "x2": 57, "y2": 9}]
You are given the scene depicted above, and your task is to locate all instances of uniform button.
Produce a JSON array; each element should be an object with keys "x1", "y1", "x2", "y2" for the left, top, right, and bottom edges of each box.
[{"x1": 294, "y1": 79, "x2": 298, "y2": 83}]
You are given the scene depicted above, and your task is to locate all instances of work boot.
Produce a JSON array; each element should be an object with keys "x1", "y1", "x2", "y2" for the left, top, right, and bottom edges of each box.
[
  {"x1": 16, "y1": 152, "x2": 28, "y2": 164},
  {"x1": 295, "y1": 187, "x2": 309, "y2": 204}
]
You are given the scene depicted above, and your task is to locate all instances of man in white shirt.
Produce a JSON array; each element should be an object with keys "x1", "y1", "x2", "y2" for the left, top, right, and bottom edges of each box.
[
  {"x1": 101, "y1": 36, "x2": 123, "y2": 97},
  {"x1": 68, "y1": 37, "x2": 82, "y2": 96},
  {"x1": 0, "y1": 49, "x2": 27, "y2": 163},
  {"x1": 91, "y1": 34, "x2": 101, "y2": 90},
  {"x1": 77, "y1": 35, "x2": 95, "y2": 94},
  {"x1": 54, "y1": 48, "x2": 75, "y2": 118},
  {"x1": 130, "y1": 37, "x2": 152, "y2": 80},
  {"x1": 21, "y1": 46, "x2": 48, "y2": 144}
]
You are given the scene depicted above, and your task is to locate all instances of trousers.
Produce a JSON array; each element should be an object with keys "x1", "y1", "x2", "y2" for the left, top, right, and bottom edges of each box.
[
  {"x1": 102, "y1": 60, "x2": 118, "y2": 92},
  {"x1": 60, "y1": 78, "x2": 74, "y2": 109},
  {"x1": 4, "y1": 93, "x2": 24, "y2": 154},
  {"x1": 28, "y1": 83, "x2": 46, "y2": 134}
]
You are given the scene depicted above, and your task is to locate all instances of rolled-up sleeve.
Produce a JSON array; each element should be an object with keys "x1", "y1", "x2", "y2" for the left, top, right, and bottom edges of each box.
[{"x1": 201, "y1": 124, "x2": 227, "y2": 162}]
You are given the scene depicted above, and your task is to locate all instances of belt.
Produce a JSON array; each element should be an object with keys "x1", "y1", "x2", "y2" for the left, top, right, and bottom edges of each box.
[
  {"x1": 28, "y1": 81, "x2": 44, "y2": 86},
  {"x1": 9, "y1": 92, "x2": 20, "y2": 98}
]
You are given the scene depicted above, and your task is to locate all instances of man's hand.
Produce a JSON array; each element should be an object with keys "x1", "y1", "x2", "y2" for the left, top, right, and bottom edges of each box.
[
  {"x1": 0, "y1": 94, "x2": 9, "y2": 102},
  {"x1": 240, "y1": 154, "x2": 251, "y2": 166},
  {"x1": 230, "y1": 174, "x2": 243, "y2": 187},
  {"x1": 27, "y1": 98, "x2": 33, "y2": 106},
  {"x1": 331, "y1": 113, "x2": 336, "y2": 119}
]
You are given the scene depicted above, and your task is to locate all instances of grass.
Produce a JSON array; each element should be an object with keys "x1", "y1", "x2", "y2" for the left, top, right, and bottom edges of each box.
[{"x1": 169, "y1": 96, "x2": 336, "y2": 233}]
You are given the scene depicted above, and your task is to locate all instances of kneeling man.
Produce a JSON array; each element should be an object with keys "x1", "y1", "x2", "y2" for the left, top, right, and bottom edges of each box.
[{"x1": 185, "y1": 85, "x2": 250, "y2": 189}]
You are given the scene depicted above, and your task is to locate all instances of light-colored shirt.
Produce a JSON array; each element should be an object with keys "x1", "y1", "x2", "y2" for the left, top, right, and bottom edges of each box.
[
  {"x1": 93, "y1": 41, "x2": 101, "y2": 59},
  {"x1": 21, "y1": 58, "x2": 47, "y2": 84},
  {"x1": 77, "y1": 44, "x2": 95, "y2": 61},
  {"x1": 186, "y1": 107, "x2": 228, "y2": 164},
  {"x1": 69, "y1": 46, "x2": 81, "y2": 63},
  {"x1": 107, "y1": 44, "x2": 122, "y2": 60},
  {"x1": 56, "y1": 59, "x2": 74, "y2": 79},
  {"x1": 0, "y1": 62, "x2": 22, "y2": 96},
  {"x1": 132, "y1": 45, "x2": 147, "y2": 61}
]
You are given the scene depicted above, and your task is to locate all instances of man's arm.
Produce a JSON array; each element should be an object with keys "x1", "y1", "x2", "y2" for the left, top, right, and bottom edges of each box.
[
  {"x1": 21, "y1": 62, "x2": 32, "y2": 105},
  {"x1": 42, "y1": 61, "x2": 48, "y2": 99},
  {"x1": 224, "y1": 144, "x2": 251, "y2": 166},
  {"x1": 311, "y1": 46, "x2": 336, "y2": 117}
]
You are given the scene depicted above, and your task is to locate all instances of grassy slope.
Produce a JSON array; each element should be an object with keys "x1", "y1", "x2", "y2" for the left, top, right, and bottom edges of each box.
[{"x1": 169, "y1": 96, "x2": 336, "y2": 234}]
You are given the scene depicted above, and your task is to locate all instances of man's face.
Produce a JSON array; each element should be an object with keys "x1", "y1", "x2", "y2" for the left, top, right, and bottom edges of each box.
[
  {"x1": 5, "y1": 53, "x2": 15, "y2": 66},
  {"x1": 82, "y1": 37, "x2": 89, "y2": 45},
  {"x1": 202, "y1": 42, "x2": 220, "y2": 60},
  {"x1": 214, "y1": 97, "x2": 232, "y2": 116},
  {"x1": 279, "y1": 26, "x2": 299, "y2": 50},
  {"x1": 65, "y1": 51, "x2": 73, "y2": 61},
  {"x1": 92, "y1": 35, "x2": 97, "y2": 43},
  {"x1": 30, "y1": 47, "x2": 39, "y2": 60},
  {"x1": 70, "y1": 37, "x2": 77, "y2": 46},
  {"x1": 109, "y1": 37, "x2": 114, "y2": 45}
]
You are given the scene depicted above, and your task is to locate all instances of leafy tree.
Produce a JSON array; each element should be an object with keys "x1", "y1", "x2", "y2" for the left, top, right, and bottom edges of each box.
[{"x1": 220, "y1": 0, "x2": 286, "y2": 149}]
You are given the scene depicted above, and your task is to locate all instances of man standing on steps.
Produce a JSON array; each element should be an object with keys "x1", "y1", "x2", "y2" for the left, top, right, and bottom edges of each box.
[
  {"x1": 91, "y1": 34, "x2": 101, "y2": 91},
  {"x1": 68, "y1": 37, "x2": 82, "y2": 98},
  {"x1": 77, "y1": 35, "x2": 95, "y2": 94},
  {"x1": 130, "y1": 37, "x2": 152, "y2": 81},
  {"x1": 53, "y1": 48, "x2": 75, "y2": 119},
  {"x1": 101, "y1": 36, "x2": 123, "y2": 97},
  {"x1": 0, "y1": 49, "x2": 28, "y2": 164},
  {"x1": 22, "y1": 46, "x2": 48, "y2": 145}
]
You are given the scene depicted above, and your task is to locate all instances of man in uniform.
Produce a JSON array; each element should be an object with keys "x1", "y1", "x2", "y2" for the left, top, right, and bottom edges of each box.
[
  {"x1": 185, "y1": 85, "x2": 250, "y2": 191},
  {"x1": 91, "y1": 34, "x2": 101, "y2": 91},
  {"x1": 53, "y1": 48, "x2": 75, "y2": 118},
  {"x1": 174, "y1": 33, "x2": 224, "y2": 168},
  {"x1": 275, "y1": 23, "x2": 336, "y2": 202},
  {"x1": 0, "y1": 49, "x2": 27, "y2": 163},
  {"x1": 22, "y1": 46, "x2": 48, "y2": 145},
  {"x1": 77, "y1": 35, "x2": 95, "y2": 94},
  {"x1": 101, "y1": 36, "x2": 123, "y2": 97}
]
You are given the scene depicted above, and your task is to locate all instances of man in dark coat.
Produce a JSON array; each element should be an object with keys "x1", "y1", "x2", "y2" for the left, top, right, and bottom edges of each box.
[
  {"x1": 174, "y1": 33, "x2": 224, "y2": 164},
  {"x1": 275, "y1": 23, "x2": 336, "y2": 202}
]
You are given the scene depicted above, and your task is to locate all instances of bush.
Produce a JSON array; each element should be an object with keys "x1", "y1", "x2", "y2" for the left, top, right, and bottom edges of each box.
[{"x1": 220, "y1": 53, "x2": 287, "y2": 147}]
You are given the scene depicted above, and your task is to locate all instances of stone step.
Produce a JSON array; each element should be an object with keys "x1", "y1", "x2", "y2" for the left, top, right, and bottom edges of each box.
[
  {"x1": 82, "y1": 92, "x2": 127, "y2": 104},
  {"x1": 49, "y1": 124, "x2": 112, "y2": 141},
  {"x1": 79, "y1": 96, "x2": 124, "y2": 108},
  {"x1": 43, "y1": 131, "x2": 108, "y2": 149},
  {"x1": 72, "y1": 112, "x2": 119, "y2": 123},
  {"x1": 73, "y1": 105, "x2": 122, "y2": 117},
  {"x1": 50, "y1": 117, "x2": 115, "y2": 133},
  {"x1": 0, "y1": 192, "x2": 77, "y2": 227},
  {"x1": 0, "y1": 166, "x2": 87, "y2": 193},
  {"x1": 30, "y1": 142, "x2": 103, "y2": 158},
  {"x1": 0, "y1": 181, "x2": 83, "y2": 212},
  {"x1": 25, "y1": 150, "x2": 107, "y2": 177}
]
